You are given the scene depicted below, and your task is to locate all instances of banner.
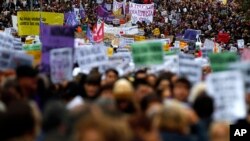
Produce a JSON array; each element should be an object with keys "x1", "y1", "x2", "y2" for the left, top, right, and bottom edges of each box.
[
  {"x1": 179, "y1": 54, "x2": 202, "y2": 84},
  {"x1": 209, "y1": 52, "x2": 238, "y2": 72},
  {"x1": 206, "y1": 71, "x2": 246, "y2": 123},
  {"x1": 203, "y1": 39, "x2": 215, "y2": 49},
  {"x1": 23, "y1": 43, "x2": 42, "y2": 65},
  {"x1": 40, "y1": 24, "x2": 74, "y2": 73},
  {"x1": 120, "y1": 37, "x2": 134, "y2": 48},
  {"x1": 75, "y1": 44, "x2": 108, "y2": 71},
  {"x1": 50, "y1": 48, "x2": 73, "y2": 84},
  {"x1": 40, "y1": 24, "x2": 75, "y2": 47},
  {"x1": 132, "y1": 41, "x2": 164, "y2": 66},
  {"x1": 129, "y1": 2, "x2": 154, "y2": 23},
  {"x1": 0, "y1": 48, "x2": 12, "y2": 71},
  {"x1": 113, "y1": 0, "x2": 126, "y2": 16},
  {"x1": 13, "y1": 38, "x2": 23, "y2": 50},
  {"x1": 17, "y1": 11, "x2": 64, "y2": 36},
  {"x1": 0, "y1": 32, "x2": 14, "y2": 49},
  {"x1": 104, "y1": 24, "x2": 138, "y2": 35}
]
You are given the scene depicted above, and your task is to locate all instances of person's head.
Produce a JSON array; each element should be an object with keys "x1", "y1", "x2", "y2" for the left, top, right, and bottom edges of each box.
[
  {"x1": 146, "y1": 74, "x2": 157, "y2": 88},
  {"x1": 173, "y1": 77, "x2": 191, "y2": 102},
  {"x1": 140, "y1": 94, "x2": 162, "y2": 115},
  {"x1": 104, "y1": 68, "x2": 119, "y2": 85},
  {"x1": 99, "y1": 84, "x2": 114, "y2": 99},
  {"x1": 155, "y1": 76, "x2": 173, "y2": 99},
  {"x1": 209, "y1": 122, "x2": 230, "y2": 141},
  {"x1": 84, "y1": 74, "x2": 101, "y2": 100},
  {"x1": 16, "y1": 65, "x2": 38, "y2": 96},
  {"x1": 135, "y1": 69, "x2": 147, "y2": 80},
  {"x1": 73, "y1": 106, "x2": 132, "y2": 141},
  {"x1": 192, "y1": 93, "x2": 214, "y2": 119},
  {"x1": 0, "y1": 101, "x2": 40, "y2": 141},
  {"x1": 134, "y1": 79, "x2": 154, "y2": 103},
  {"x1": 159, "y1": 100, "x2": 189, "y2": 135}
]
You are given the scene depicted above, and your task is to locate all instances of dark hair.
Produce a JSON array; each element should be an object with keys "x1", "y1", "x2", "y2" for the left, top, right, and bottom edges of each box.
[
  {"x1": 140, "y1": 94, "x2": 161, "y2": 112},
  {"x1": 192, "y1": 93, "x2": 214, "y2": 119},
  {"x1": 99, "y1": 84, "x2": 114, "y2": 95},
  {"x1": 16, "y1": 65, "x2": 38, "y2": 78},
  {"x1": 85, "y1": 74, "x2": 101, "y2": 86},
  {"x1": 174, "y1": 77, "x2": 192, "y2": 90},
  {"x1": 133, "y1": 78, "x2": 151, "y2": 89},
  {"x1": 105, "y1": 68, "x2": 119, "y2": 77},
  {"x1": 0, "y1": 101, "x2": 35, "y2": 140},
  {"x1": 134, "y1": 69, "x2": 147, "y2": 80}
]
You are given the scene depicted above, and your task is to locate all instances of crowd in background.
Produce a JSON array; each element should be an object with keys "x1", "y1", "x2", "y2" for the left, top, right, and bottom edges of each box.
[{"x1": 0, "y1": 0, "x2": 250, "y2": 141}]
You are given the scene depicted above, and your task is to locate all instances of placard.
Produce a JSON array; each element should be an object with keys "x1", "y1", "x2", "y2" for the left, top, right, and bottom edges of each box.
[
  {"x1": 17, "y1": 11, "x2": 64, "y2": 36},
  {"x1": 129, "y1": 2, "x2": 154, "y2": 23},
  {"x1": 23, "y1": 43, "x2": 42, "y2": 65},
  {"x1": 237, "y1": 39, "x2": 244, "y2": 49},
  {"x1": 75, "y1": 44, "x2": 108, "y2": 71},
  {"x1": 0, "y1": 32, "x2": 14, "y2": 49},
  {"x1": 50, "y1": 48, "x2": 73, "y2": 84},
  {"x1": 179, "y1": 54, "x2": 202, "y2": 84},
  {"x1": 132, "y1": 41, "x2": 164, "y2": 66},
  {"x1": 206, "y1": 71, "x2": 246, "y2": 123}
]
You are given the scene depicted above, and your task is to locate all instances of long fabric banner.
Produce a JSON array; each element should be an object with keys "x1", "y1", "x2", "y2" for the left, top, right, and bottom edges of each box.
[
  {"x1": 17, "y1": 11, "x2": 64, "y2": 36},
  {"x1": 129, "y1": 2, "x2": 154, "y2": 23}
]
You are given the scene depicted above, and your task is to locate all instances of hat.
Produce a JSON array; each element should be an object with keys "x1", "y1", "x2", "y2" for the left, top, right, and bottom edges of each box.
[{"x1": 16, "y1": 65, "x2": 38, "y2": 78}]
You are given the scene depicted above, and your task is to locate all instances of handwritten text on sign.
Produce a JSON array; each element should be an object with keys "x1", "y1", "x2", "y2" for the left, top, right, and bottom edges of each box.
[{"x1": 129, "y1": 2, "x2": 154, "y2": 23}]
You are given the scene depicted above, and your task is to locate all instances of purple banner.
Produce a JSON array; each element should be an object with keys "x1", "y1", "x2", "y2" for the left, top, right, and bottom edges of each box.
[{"x1": 40, "y1": 24, "x2": 75, "y2": 73}]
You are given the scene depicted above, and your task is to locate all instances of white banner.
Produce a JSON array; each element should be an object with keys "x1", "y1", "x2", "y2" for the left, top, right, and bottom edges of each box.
[
  {"x1": 113, "y1": 0, "x2": 126, "y2": 16},
  {"x1": 179, "y1": 54, "x2": 202, "y2": 84},
  {"x1": 76, "y1": 44, "x2": 108, "y2": 71},
  {"x1": 104, "y1": 24, "x2": 138, "y2": 35},
  {"x1": 203, "y1": 39, "x2": 214, "y2": 49},
  {"x1": 129, "y1": 2, "x2": 154, "y2": 23},
  {"x1": 50, "y1": 48, "x2": 73, "y2": 84},
  {"x1": 0, "y1": 32, "x2": 14, "y2": 49},
  {"x1": 12, "y1": 15, "x2": 18, "y2": 30},
  {"x1": 206, "y1": 71, "x2": 246, "y2": 123},
  {"x1": 120, "y1": 37, "x2": 134, "y2": 48}
]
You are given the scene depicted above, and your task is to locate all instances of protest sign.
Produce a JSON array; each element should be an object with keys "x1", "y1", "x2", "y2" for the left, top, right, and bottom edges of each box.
[
  {"x1": 113, "y1": 0, "x2": 126, "y2": 16},
  {"x1": 12, "y1": 15, "x2": 18, "y2": 30},
  {"x1": 183, "y1": 29, "x2": 201, "y2": 41},
  {"x1": 129, "y1": 2, "x2": 154, "y2": 23},
  {"x1": 229, "y1": 62, "x2": 250, "y2": 94},
  {"x1": 23, "y1": 43, "x2": 42, "y2": 65},
  {"x1": 201, "y1": 48, "x2": 213, "y2": 58},
  {"x1": 174, "y1": 41, "x2": 180, "y2": 48},
  {"x1": 206, "y1": 71, "x2": 246, "y2": 123},
  {"x1": 0, "y1": 48, "x2": 12, "y2": 70},
  {"x1": 75, "y1": 44, "x2": 108, "y2": 71},
  {"x1": 0, "y1": 32, "x2": 14, "y2": 49},
  {"x1": 134, "y1": 35, "x2": 145, "y2": 41},
  {"x1": 203, "y1": 39, "x2": 214, "y2": 49},
  {"x1": 13, "y1": 38, "x2": 23, "y2": 50},
  {"x1": 17, "y1": 11, "x2": 64, "y2": 36},
  {"x1": 179, "y1": 54, "x2": 202, "y2": 84},
  {"x1": 120, "y1": 37, "x2": 134, "y2": 48},
  {"x1": 132, "y1": 41, "x2": 164, "y2": 66},
  {"x1": 40, "y1": 24, "x2": 75, "y2": 47},
  {"x1": 104, "y1": 24, "x2": 138, "y2": 35},
  {"x1": 237, "y1": 39, "x2": 244, "y2": 48},
  {"x1": 209, "y1": 52, "x2": 238, "y2": 72},
  {"x1": 154, "y1": 55, "x2": 179, "y2": 74},
  {"x1": 217, "y1": 32, "x2": 230, "y2": 44},
  {"x1": 50, "y1": 48, "x2": 73, "y2": 84}
]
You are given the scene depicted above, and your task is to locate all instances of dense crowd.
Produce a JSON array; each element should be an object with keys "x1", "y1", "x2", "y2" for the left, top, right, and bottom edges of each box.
[{"x1": 0, "y1": 0, "x2": 250, "y2": 141}]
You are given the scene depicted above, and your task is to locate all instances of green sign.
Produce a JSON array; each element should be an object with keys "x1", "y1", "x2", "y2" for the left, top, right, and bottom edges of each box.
[
  {"x1": 23, "y1": 44, "x2": 41, "y2": 51},
  {"x1": 209, "y1": 52, "x2": 239, "y2": 72},
  {"x1": 132, "y1": 41, "x2": 164, "y2": 66}
]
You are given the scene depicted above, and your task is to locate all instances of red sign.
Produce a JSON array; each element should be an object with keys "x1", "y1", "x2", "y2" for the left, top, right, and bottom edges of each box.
[{"x1": 217, "y1": 32, "x2": 230, "y2": 44}]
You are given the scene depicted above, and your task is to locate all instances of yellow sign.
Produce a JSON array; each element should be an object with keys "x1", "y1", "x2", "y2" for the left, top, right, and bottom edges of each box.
[
  {"x1": 153, "y1": 28, "x2": 160, "y2": 36},
  {"x1": 180, "y1": 41, "x2": 188, "y2": 49},
  {"x1": 163, "y1": 44, "x2": 170, "y2": 51},
  {"x1": 107, "y1": 47, "x2": 114, "y2": 57},
  {"x1": 17, "y1": 11, "x2": 64, "y2": 36},
  {"x1": 134, "y1": 35, "x2": 145, "y2": 41}
]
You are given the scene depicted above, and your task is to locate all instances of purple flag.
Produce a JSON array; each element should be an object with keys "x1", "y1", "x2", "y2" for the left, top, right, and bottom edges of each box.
[
  {"x1": 96, "y1": 5, "x2": 110, "y2": 18},
  {"x1": 65, "y1": 12, "x2": 79, "y2": 26}
]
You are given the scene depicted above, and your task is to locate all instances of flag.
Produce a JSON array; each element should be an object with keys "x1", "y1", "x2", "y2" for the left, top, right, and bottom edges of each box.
[
  {"x1": 65, "y1": 12, "x2": 78, "y2": 26},
  {"x1": 86, "y1": 26, "x2": 94, "y2": 42},
  {"x1": 79, "y1": 4, "x2": 85, "y2": 19},
  {"x1": 93, "y1": 20, "x2": 104, "y2": 43},
  {"x1": 96, "y1": 5, "x2": 110, "y2": 18}
]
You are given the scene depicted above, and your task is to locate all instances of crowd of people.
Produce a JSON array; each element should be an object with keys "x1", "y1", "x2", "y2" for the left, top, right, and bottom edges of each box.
[{"x1": 0, "y1": 0, "x2": 250, "y2": 141}]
